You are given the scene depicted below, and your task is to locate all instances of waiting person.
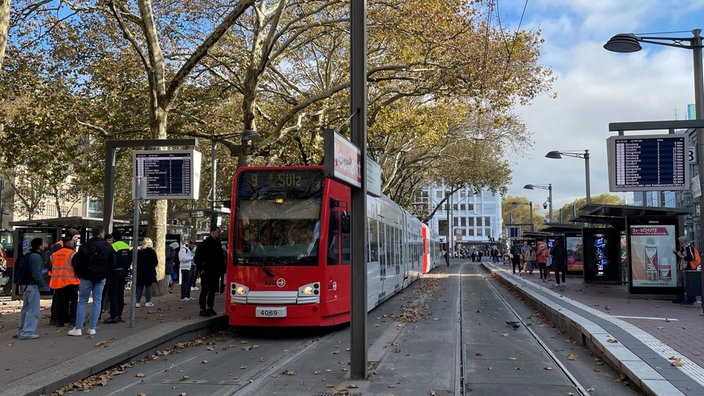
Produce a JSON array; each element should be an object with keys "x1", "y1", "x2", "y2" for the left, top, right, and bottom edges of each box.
[
  {"x1": 179, "y1": 240, "x2": 196, "y2": 301},
  {"x1": 104, "y1": 230, "x2": 131, "y2": 324},
  {"x1": 49, "y1": 234, "x2": 80, "y2": 327},
  {"x1": 17, "y1": 238, "x2": 47, "y2": 340},
  {"x1": 48, "y1": 229, "x2": 79, "y2": 326},
  {"x1": 550, "y1": 240, "x2": 566, "y2": 286},
  {"x1": 536, "y1": 242, "x2": 550, "y2": 276},
  {"x1": 194, "y1": 226, "x2": 225, "y2": 317},
  {"x1": 165, "y1": 241, "x2": 179, "y2": 292},
  {"x1": 69, "y1": 226, "x2": 115, "y2": 336},
  {"x1": 673, "y1": 236, "x2": 697, "y2": 304},
  {"x1": 510, "y1": 244, "x2": 522, "y2": 274},
  {"x1": 135, "y1": 237, "x2": 158, "y2": 308},
  {"x1": 525, "y1": 245, "x2": 537, "y2": 274}
]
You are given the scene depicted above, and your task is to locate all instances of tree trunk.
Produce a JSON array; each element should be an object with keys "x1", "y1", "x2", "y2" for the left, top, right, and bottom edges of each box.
[{"x1": 0, "y1": 0, "x2": 9, "y2": 71}]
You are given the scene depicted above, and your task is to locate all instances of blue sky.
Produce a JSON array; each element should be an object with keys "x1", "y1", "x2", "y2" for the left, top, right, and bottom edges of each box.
[{"x1": 499, "y1": 0, "x2": 704, "y2": 212}]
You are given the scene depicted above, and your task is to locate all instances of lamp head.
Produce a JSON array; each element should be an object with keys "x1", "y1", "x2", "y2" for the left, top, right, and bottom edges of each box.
[
  {"x1": 523, "y1": 184, "x2": 535, "y2": 190},
  {"x1": 545, "y1": 151, "x2": 563, "y2": 159},
  {"x1": 604, "y1": 33, "x2": 642, "y2": 53}
]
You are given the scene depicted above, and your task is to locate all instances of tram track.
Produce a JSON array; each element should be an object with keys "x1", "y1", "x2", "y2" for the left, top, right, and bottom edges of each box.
[{"x1": 481, "y1": 272, "x2": 590, "y2": 396}]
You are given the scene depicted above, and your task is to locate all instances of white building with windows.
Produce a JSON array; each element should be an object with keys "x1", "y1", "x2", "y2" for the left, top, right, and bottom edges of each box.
[{"x1": 415, "y1": 183, "x2": 503, "y2": 252}]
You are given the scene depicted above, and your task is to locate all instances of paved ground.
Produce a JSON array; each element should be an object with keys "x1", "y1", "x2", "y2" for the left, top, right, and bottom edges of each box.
[{"x1": 2, "y1": 260, "x2": 704, "y2": 395}]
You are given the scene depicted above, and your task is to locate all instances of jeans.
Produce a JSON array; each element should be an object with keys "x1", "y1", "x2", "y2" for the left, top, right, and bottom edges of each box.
[
  {"x1": 18, "y1": 284, "x2": 41, "y2": 338},
  {"x1": 180, "y1": 269, "x2": 191, "y2": 299},
  {"x1": 75, "y1": 278, "x2": 106, "y2": 331},
  {"x1": 136, "y1": 284, "x2": 152, "y2": 303}
]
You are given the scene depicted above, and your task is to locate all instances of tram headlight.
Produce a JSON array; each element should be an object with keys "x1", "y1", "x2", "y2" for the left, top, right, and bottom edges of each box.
[
  {"x1": 233, "y1": 283, "x2": 249, "y2": 296},
  {"x1": 298, "y1": 282, "x2": 320, "y2": 296}
]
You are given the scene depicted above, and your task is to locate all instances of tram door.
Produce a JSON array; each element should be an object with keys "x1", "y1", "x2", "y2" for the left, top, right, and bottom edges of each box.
[
  {"x1": 13, "y1": 227, "x2": 61, "y2": 299},
  {"x1": 326, "y1": 203, "x2": 351, "y2": 316}
]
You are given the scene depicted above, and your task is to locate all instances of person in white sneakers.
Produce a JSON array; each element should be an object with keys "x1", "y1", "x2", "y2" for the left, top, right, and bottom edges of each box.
[
  {"x1": 179, "y1": 240, "x2": 196, "y2": 301},
  {"x1": 68, "y1": 226, "x2": 115, "y2": 336},
  {"x1": 135, "y1": 238, "x2": 158, "y2": 308}
]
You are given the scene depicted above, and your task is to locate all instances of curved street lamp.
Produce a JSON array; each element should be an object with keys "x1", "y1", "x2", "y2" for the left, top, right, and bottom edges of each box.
[
  {"x1": 545, "y1": 150, "x2": 591, "y2": 205},
  {"x1": 524, "y1": 183, "x2": 552, "y2": 223},
  {"x1": 605, "y1": 29, "x2": 704, "y2": 239}
]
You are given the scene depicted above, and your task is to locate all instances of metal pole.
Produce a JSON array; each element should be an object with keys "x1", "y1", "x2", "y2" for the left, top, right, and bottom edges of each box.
[
  {"x1": 529, "y1": 201, "x2": 534, "y2": 231},
  {"x1": 548, "y1": 184, "x2": 553, "y2": 223},
  {"x1": 211, "y1": 134, "x2": 218, "y2": 230},
  {"x1": 584, "y1": 150, "x2": 591, "y2": 205},
  {"x1": 350, "y1": 0, "x2": 368, "y2": 380},
  {"x1": 130, "y1": 176, "x2": 143, "y2": 328},
  {"x1": 690, "y1": 29, "x2": 704, "y2": 313}
]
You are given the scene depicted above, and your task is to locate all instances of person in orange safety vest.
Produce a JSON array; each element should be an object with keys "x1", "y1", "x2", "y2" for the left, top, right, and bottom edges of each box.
[{"x1": 49, "y1": 234, "x2": 80, "y2": 327}]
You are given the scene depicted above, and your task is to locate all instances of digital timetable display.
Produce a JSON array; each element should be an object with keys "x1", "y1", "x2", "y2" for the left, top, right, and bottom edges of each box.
[
  {"x1": 607, "y1": 134, "x2": 689, "y2": 192},
  {"x1": 133, "y1": 149, "x2": 202, "y2": 200}
]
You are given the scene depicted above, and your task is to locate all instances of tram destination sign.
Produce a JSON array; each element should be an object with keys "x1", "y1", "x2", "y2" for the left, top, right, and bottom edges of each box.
[
  {"x1": 133, "y1": 149, "x2": 202, "y2": 200},
  {"x1": 607, "y1": 134, "x2": 689, "y2": 192}
]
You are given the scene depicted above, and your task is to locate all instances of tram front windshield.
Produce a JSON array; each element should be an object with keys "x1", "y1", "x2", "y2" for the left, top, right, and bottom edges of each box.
[{"x1": 234, "y1": 169, "x2": 324, "y2": 266}]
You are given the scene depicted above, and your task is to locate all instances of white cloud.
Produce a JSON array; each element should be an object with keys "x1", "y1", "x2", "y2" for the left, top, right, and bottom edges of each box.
[{"x1": 505, "y1": 1, "x2": 704, "y2": 212}]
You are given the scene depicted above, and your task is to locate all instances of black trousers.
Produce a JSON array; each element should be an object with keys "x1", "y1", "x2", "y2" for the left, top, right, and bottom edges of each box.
[
  {"x1": 55, "y1": 284, "x2": 78, "y2": 325},
  {"x1": 199, "y1": 273, "x2": 220, "y2": 310},
  {"x1": 108, "y1": 269, "x2": 127, "y2": 319}
]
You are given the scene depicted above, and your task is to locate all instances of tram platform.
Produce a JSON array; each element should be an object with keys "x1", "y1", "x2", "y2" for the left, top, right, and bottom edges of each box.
[{"x1": 1, "y1": 259, "x2": 703, "y2": 395}]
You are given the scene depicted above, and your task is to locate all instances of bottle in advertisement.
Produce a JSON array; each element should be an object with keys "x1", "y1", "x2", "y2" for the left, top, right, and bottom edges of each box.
[{"x1": 644, "y1": 238, "x2": 659, "y2": 281}]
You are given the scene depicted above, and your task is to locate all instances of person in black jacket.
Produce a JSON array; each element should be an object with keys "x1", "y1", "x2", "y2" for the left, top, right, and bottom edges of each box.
[
  {"x1": 194, "y1": 226, "x2": 225, "y2": 317},
  {"x1": 135, "y1": 237, "x2": 158, "y2": 307},
  {"x1": 104, "y1": 230, "x2": 132, "y2": 323},
  {"x1": 68, "y1": 226, "x2": 116, "y2": 337}
]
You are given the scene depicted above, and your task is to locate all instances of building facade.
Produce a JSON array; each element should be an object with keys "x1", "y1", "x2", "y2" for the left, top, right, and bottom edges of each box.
[{"x1": 415, "y1": 183, "x2": 502, "y2": 253}]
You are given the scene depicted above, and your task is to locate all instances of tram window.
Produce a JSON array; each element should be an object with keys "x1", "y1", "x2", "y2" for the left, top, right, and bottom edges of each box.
[
  {"x1": 328, "y1": 212, "x2": 339, "y2": 265},
  {"x1": 368, "y1": 219, "x2": 379, "y2": 262}
]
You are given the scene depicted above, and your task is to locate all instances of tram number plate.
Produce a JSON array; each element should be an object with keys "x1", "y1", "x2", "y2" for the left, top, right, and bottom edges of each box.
[{"x1": 256, "y1": 307, "x2": 287, "y2": 318}]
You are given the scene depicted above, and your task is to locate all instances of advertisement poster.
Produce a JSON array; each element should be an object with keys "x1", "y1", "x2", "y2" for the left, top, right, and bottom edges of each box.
[
  {"x1": 566, "y1": 236, "x2": 584, "y2": 272},
  {"x1": 630, "y1": 225, "x2": 677, "y2": 288}
]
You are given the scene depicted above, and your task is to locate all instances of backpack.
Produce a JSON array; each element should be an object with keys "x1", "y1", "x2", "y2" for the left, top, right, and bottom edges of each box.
[
  {"x1": 13, "y1": 253, "x2": 33, "y2": 286},
  {"x1": 690, "y1": 246, "x2": 701, "y2": 270}
]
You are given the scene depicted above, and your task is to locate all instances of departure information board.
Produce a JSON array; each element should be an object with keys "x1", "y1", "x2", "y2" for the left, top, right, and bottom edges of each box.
[
  {"x1": 133, "y1": 150, "x2": 202, "y2": 199},
  {"x1": 607, "y1": 134, "x2": 689, "y2": 191}
]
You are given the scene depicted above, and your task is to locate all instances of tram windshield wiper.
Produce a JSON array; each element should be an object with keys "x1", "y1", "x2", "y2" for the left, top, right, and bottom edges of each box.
[{"x1": 260, "y1": 264, "x2": 275, "y2": 277}]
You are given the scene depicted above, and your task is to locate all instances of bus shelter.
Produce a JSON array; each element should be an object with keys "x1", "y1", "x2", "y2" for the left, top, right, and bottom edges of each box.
[{"x1": 572, "y1": 204, "x2": 690, "y2": 295}]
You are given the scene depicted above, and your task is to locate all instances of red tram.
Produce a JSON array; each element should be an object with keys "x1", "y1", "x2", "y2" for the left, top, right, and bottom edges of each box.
[{"x1": 226, "y1": 166, "x2": 441, "y2": 327}]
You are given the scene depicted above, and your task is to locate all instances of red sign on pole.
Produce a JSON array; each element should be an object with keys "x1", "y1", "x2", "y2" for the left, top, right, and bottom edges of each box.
[{"x1": 324, "y1": 129, "x2": 362, "y2": 188}]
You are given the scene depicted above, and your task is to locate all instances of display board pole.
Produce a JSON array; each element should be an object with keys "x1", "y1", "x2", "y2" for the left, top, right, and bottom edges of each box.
[{"x1": 129, "y1": 176, "x2": 143, "y2": 328}]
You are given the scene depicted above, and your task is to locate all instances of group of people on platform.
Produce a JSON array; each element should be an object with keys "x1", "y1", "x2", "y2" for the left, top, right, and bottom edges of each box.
[
  {"x1": 508, "y1": 240, "x2": 567, "y2": 287},
  {"x1": 16, "y1": 225, "x2": 226, "y2": 340}
]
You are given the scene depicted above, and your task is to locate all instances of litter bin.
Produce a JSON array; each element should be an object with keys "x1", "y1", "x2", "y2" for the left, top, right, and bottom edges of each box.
[{"x1": 683, "y1": 270, "x2": 702, "y2": 298}]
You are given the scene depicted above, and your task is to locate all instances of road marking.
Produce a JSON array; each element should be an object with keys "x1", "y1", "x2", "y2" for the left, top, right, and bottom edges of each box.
[{"x1": 612, "y1": 315, "x2": 679, "y2": 321}]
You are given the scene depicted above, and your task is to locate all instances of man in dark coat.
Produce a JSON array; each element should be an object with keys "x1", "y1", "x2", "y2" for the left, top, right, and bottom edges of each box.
[
  {"x1": 68, "y1": 226, "x2": 116, "y2": 336},
  {"x1": 194, "y1": 226, "x2": 225, "y2": 317}
]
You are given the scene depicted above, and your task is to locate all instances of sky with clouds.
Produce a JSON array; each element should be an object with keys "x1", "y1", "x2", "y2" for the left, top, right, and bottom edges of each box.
[{"x1": 498, "y1": 0, "x2": 704, "y2": 213}]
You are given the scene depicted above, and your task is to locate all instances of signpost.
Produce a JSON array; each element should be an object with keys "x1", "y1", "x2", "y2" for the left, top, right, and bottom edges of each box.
[{"x1": 133, "y1": 149, "x2": 202, "y2": 200}]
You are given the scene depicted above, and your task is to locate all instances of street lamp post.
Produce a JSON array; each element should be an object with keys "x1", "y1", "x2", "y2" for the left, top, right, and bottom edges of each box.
[
  {"x1": 545, "y1": 150, "x2": 591, "y2": 205},
  {"x1": 524, "y1": 184, "x2": 552, "y2": 223},
  {"x1": 605, "y1": 29, "x2": 704, "y2": 238}
]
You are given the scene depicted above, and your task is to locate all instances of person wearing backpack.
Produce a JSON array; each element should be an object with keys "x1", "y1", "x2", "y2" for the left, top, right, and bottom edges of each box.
[
  {"x1": 673, "y1": 235, "x2": 698, "y2": 305},
  {"x1": 17, "y1": 238, "x2": 47, "y2": 340},
  {"x1": 68, "y1": 226, "x2": 116, "y2": 336}
]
